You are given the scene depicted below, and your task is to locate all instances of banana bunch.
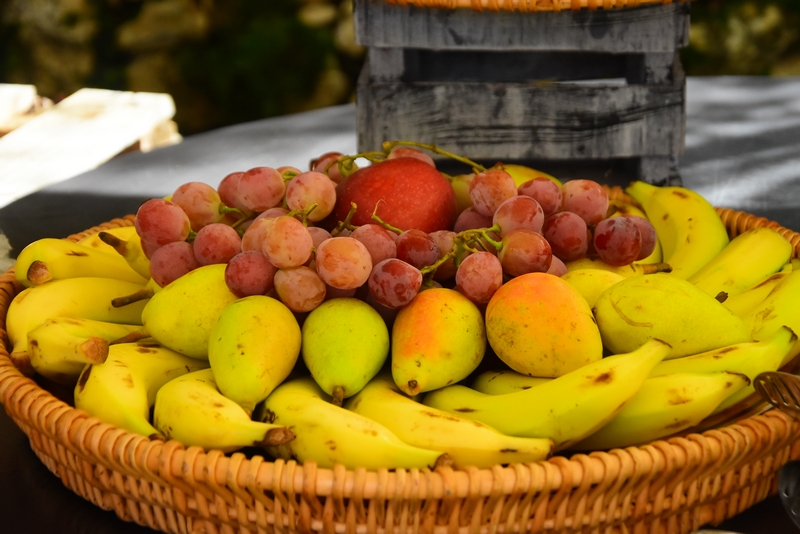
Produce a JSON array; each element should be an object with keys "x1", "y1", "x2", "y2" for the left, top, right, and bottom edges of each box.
[{"x1": 74, "y1": 341, "x2": 209, "y2": 438}]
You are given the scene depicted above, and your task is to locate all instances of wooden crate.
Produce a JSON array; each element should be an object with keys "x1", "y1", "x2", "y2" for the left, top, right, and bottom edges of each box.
[{"x1": 355, "y1": 0, "x2": 690, "y2": 185}]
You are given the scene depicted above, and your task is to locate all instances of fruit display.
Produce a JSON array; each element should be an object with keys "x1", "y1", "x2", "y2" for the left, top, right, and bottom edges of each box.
[{"x1": 4, "y1": 139, "x2": 800, "y2": 479}]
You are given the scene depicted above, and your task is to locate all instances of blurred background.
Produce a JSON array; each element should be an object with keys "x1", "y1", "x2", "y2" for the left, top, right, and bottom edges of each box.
[{"x1": 0, "y1": 0, "x2": 799, "y2": 137}]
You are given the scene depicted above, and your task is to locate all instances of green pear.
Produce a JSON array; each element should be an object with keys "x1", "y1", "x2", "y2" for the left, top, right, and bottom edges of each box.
[
  {"x1": 141, "y1": 264, "x2": 238, "y2": 359},
  {"x1": 593, "y1": 273, "x2": 752, "y2": 359},
  {"x1": 209, "y1": 295, "x2": 301, "y2": 414},
  {"x1": 302, "y1": 298, "x2": 389, "y2": 405},
  {"x1": 392, "y1": 288, "x2": 485, "y2": 396}
]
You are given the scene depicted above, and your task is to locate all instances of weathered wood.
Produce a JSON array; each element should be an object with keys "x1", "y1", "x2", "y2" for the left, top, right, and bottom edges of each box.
[
  {"x1": 357, "y1": 64, "x2": 685, "y2": 161},
  {"x1": 355, "y1": 0, "x2": 690, "y2": 53},
  {"x1": 637, "y1": 155, "x2": 682, "y2": 186}
]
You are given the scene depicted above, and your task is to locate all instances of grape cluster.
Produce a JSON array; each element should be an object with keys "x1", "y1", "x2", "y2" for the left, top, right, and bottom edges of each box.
[{"x1": 134, "y1": 147, "x2": 656, "y2": 317}]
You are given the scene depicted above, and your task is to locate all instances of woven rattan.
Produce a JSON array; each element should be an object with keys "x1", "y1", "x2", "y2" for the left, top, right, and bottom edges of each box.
[
  {"x1": 382, "y1": 0, "x2": 684, "y2": 13},
  {"x1": 2, "y1": 204, "x2": 800, "y2": 534}
]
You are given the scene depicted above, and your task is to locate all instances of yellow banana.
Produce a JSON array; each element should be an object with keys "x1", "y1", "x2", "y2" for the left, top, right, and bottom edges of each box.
[
  {"x1": 97, "y1": 230, "x2": 152, "y2": 280},
  {"x1": 571, "y1": 371, "x2": 749, "y2": 451},
  {"x1": 561, "y1": 268, "x2": 626, "y2": 308},
  {"x1": 564, "y1": 257, "x2": 672, "y2": 277},
  {"x1": 722, "y1": 263, "x2": 792, "y2": 316},
  {"x1": 625, "y1": 181, "x2": 729, "y2": 279},
  {"x1": 76, "y1": 225, "x2": 138, "y2": 251},
  {"x1": 740, "y1": 269, "x2": 800, "y2": 362},
  {"x1": 6, "y1": 277, "x2": 149, "y2": 366},
  {"x1": 27, "y1": 317, "x2": 147, "y2": 384},
  {"x1": 262, "y1": 376, "x2": 447, "y2": 470},
  {"x1": 650, "y1": 325, "x2": 797, "y2": 413},
  {"x1": 14, "y1": 238, "x2": 148, "y2": 287},
  {"x1": 607, "y1": 200, "x2": 663, "y2": 264},
  {"x1": 74, "y1": 341, "x2": 208, "y2": 439},
  {"x1": 688, "y1": 227, "x2": 792, "y2": 299},
  {"x1": 470, "y1": 369, "x2": 551, "y2": 395},
  {"x1": 153, "y1": 369, "x2": 295, "y2": 453},
  {"x1": 344, "y1": 374, "x2": 553, "y2": 468},
  {"x1": 422, "y1": 339, "x2": 671, "y2": 449}
]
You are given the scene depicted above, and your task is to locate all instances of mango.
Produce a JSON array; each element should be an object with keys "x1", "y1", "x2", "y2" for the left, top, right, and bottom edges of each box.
[
  {"x1": 485, "y1": 273, "x2": 603, "y2": 377},
  {"x1": 392, "y1": 288, "x2": 485, "y2": 396}
]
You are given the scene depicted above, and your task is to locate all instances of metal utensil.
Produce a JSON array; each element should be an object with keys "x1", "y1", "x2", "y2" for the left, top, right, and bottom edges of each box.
[
  {"x1": 779, "y1": 461, "x2": 800, "y2": 530},
  {"x1": 753, "y1": 371, "x2": 800, "y2": 420}
]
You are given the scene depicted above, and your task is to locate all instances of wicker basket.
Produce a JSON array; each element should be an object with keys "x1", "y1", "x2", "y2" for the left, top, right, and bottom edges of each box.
[
  {"x1": 381, "y1": 0, "x2": 685, "y2": 13},
  {"x1": 2, "y1": 202, "x2": 800, "y2": 534}
]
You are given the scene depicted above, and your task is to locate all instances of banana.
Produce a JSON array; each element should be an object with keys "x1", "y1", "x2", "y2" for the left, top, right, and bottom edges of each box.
[
  {"x1": 27, "y1": 317, "x2": 147, "y2": 384},
  {"x1": 722, "y1": 262, "x2": 792, "y2": 316},
  {"x1": 564, "y1": 257, "x2": 672, "y2": 277},
  {"x1": 561, "y1": 268, "x2": 626, "y2": 308},
  {"x1": 607, "y1": 200, "x2": 663, "y2": 264},
  {"x1": 6, "y1": 277, "x2": 149, "y2": 369},
  {"x1": 97, "y1": 230, "x2": 152, "y2": 280},
  {"x1": 262, "y1": 376, "x2": 448, "y2": 470},
  {"x1": 14, "y1": 238, "x2": 148, "y2": 287},
  {"x1": 688, "y1": 227, "x2": 792, "y2": 299},
  {"x1": 344, "y1": 374, "x2": 553, "y2": 468},
  {"x1": 153, "y1": 369, "x2": 295, "y2": 453},
  {"x1": 74, "y1": 341, "x2": 208, "y2": 438},
  {"x1": 76, "y1": 225, "x2": 139, "y2": 251},
  {"x1": 625, "y1": 181, "x2": 729, "y2": 279},
  {"x1": 570, "y1": 371, "x2": 750, "y2": 451},
  {"x1": 470, "y1": 370, "x2": 551, "y2": 395},
  {"x1": 740, "y1": 269, "x2": 800, "y2": 362},
  {"x1": 650, "y1": 325, "x2": 797, "y2": 413},
  {"x1": 422, "y1": 338, "x2": 671, "y2": 449}
]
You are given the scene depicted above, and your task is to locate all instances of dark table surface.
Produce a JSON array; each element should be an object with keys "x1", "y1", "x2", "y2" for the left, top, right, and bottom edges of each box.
[{"x1": 1, "y1": 76, "x2": 800, "y2": 533}]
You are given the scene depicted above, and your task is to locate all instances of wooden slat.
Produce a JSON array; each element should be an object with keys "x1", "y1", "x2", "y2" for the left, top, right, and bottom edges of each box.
[
  {"x1": 0, "y1": 88, "x2": 176, "y2": 209},
  {"x1": 356, "y1": 65, "x2": 685, "y2": 161},
  {"x1": 355, "y1": 0, "x2": 690, "y2": 52}
]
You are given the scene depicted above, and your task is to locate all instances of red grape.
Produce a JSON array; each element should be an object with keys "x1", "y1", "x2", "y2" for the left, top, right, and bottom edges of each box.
[
  {"x1": 285, "y1": 171, "x2": 337, "y2": 222},
  {"x1": 241, "y1": 218, "x2": 272, "y2": 252},
  {"x1": 135, "y1": 198, "x2": 191, "y2": 248},
  {"x1": 593, "y1": 217, "x2": 642, "y2": 266},
  {"x1": 542, "y1": 211, "x2": 589, "y2": 262},
  {"x1": 492, "y1": 195, "x2": 545, "y2": 237},
  {"x1": 171, "y1": 182, "x2": 224, "y2": 231},
  {"x1": 469, "y1": 169, "x2": 518, "y2": 217},
  {"x1": 311, "y1": 151, "x2": 352, "y2": 185},
  {"x1": 622, "y1": 215, "x2": 658, "y2": 260},
  {"x1": 368, "y1": 258, "x2": 423, "y2": 309},
  {"x1": 454, "y1": 207, "x2": 493, "y2": 233},
  {"x1": 149, "y1": 241, "x2": 200, "y2": 287},
  {"x1": 217, "y1": 171, "x2": 248, "y2": 211},
  {"x1": 274, "y1": 266, "x2": 327, "y2": 313},
  {"x1": 498, "y1": 229, "x2": 552, "y2": 277},
  {"x1": 386, "y1": 146, "x2": 436, "y2": 167},
  {"x1": 192, "y1": 223, "x2": 242, "y2": 265},
  {"x1": 561, "y1": 179, "x2": 609, "y2": 226},
  {"x1": 255, "y1": 207, "x2": 290, "y2": 221},
  {"x1": 547, "y1": 255, "x2": 568, "y2": 277},
  {"x1": 262, "y1": 216, "x2": 313, "y2": 269},
  {"x1": 455, "y1": 251, "x2": 503, "y2": 304},
  {"x1": 307, "y1": 226, "x2": 333, "y2": 249},
  {"x1": 518, "y1": 178, "x2": 563, "y2": 217},
  {"x1": 429, "y1": 230, "x2": 458, "y2": 281},
  {"x1": 395, "y1": 229, "x2": 439, "y2": 269},
  {"x1": 224, "y1": 251, "x2": 278, "y2": 297},
  {"x1": 315, "y1": 237, "x2": 373, "y2": 290},
  {"x1": 238, "y1": 167, "x2": 285, "y2": 212},
  {"x1": 350, "y1": 224, "x2": 397, "y2": 265}
]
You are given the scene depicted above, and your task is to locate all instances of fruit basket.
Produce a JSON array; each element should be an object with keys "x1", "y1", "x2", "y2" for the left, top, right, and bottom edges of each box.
[
  {"x1": 380, "y1": 0, "x2": 682, "y2": 12},
  {"x1": 3, "y1": 197, "x2": 800, "y2": 534}
]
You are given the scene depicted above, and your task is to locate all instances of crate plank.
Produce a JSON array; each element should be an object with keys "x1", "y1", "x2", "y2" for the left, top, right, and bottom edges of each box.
[
  {"x1": 357, "y1": 67, "x2": 685, "y2": 161},
  {"x1": 355, "y1": 0, "x2": 690, "y2": 53}
]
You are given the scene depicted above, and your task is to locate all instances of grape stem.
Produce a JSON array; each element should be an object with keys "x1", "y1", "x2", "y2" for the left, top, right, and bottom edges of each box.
[
  {"x1": 287, "y1": 203, "x2": 319, "y2": 226},
  {"x1": 380, "y1": 140, "x2": 488, "y2": 173},
  {"x1": 369, "y1": 202, "x2": 402, "y2": 235},
  {"x1": 331, "y1": 202, "x2": 358, "y2": 236},
  {"x1": 419, "y1": 223, "x2": 503, "y2": 281}
]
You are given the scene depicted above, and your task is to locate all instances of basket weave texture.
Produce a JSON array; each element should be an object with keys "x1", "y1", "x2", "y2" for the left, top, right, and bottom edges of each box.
[
  {"x1": 2, "y1": 203, "x2": 800, "y2": 534},
  {"x1": 381, "y1": 0, "x2": 684, "y2": 13}
]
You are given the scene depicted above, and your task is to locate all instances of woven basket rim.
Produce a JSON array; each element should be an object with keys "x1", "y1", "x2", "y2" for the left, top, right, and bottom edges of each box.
[
  {"x1": 380, "y1": 0, "x2": 686, "y2": 13},
  {"x1": 1, "y1": 201, "x2": 800, "y2": 534}
]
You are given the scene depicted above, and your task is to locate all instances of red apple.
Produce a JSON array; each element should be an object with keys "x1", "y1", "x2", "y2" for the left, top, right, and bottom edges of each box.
[{"x1": 333, "y1": 157, "x2": 457, "y2": 233}]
